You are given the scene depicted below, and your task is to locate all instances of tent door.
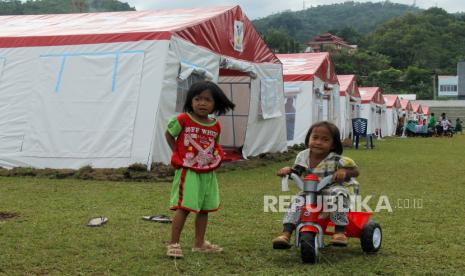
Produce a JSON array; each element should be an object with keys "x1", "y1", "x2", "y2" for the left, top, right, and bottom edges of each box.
[
  {"x1": 284, "y1": 96, "x2": 296, "y2": 141},
  {"x1": 217, "y1": 77, "x2": 251, "y2": 149}
]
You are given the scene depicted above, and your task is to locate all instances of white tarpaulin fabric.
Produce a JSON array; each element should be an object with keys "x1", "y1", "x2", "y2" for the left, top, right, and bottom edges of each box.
[
  {"x1": 284, "y1": 85, "x2": 302, "y2": 96},
  {"x1": 360, "y1": 103, "x2": 376, "y2": 135},
  {"x1": 24, "y1": 51, "x2": 144, "y2": 158},
  {"x1": 339, "y1": 93, "x2": 351, "y2": 139},
  {"x1": 385, "y1": 108, "x2": 398, "y2": 136},
  {"x1": 242, "y1": 62, "x2": 286, "y2": 157},
  {"x1": 178, "y1": 61, "x2": 214, "y2": 81},
  {"x1": 260, "y1": 78, "x2": 282, "y2": 119},
  {"x1": 0, "y1": 40, "x2": 168, "y2": 169},
  {"x1": 219, "y1": 57, "x2": 257, "y2": 78}
]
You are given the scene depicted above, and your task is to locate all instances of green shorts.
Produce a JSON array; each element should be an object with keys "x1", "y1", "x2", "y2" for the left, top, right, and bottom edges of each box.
[{"x1": 170, "y1": 168, "x2": 220, "y2": 213}]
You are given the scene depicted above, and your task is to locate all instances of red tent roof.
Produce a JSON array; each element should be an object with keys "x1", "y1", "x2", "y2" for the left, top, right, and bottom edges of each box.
[
  {"x1": 411, "y1": 103, "x2": 423, "y2": 114},
  {"x1": 277, "y1": 52, "x2": 338, "y2": 84},
  {"x1": 422, "y1": 105, "x2": 430, "y2": 115},
  {"x1": 337, "y1": 74, "x2": 360, "y2": 98},
  {"x1": 400, "y1": 99, "x2": 413, "y2": 111},
  {"x1": 358, "y1": 87, "x2": 385, "y2": 105},
  {"x1": 0, "y1": 6, "x2": 278, "y2": 64},
  {"x1": 383, "y1": 95, "x2": 401, "y2": 109}
]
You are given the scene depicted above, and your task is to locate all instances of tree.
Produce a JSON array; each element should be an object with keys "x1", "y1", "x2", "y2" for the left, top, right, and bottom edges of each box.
[
  {"x1": 366, "y1": 7, "x2": 465, "y2": 71},
  {"x1": 0, "y1": 0, "x2": 23, "y2": 15},
  {"x1": 402, "y1": 66, "x2": 433, "y2": 99},
  {"x1": 331, "y1": 49, "x2": 391, "y2": 86},
  {"x1": 262, "y1": 28, "x2": 302, "y2": 53},
  {"x1": 367, "y1": 67, "x2": 403, "y2": 93},
  {"x1": 328, "y1": 27, "x2": 363, "y2": 45}
]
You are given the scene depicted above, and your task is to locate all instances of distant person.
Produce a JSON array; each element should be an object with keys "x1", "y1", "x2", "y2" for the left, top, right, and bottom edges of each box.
[
  {"x1": 428, "y1": 113, "x2": 436, "y2": 135},
  {"x1": 435, "y1": 121, "x2": 443, "y2": 137},
  {"x1": 397, "y1": 113, "x2": 406, "y2": 136},
  {"x1": 440, "y1": 114, "x2": 452, "y2": 137},
  {"x1": 455, "y1": 118, "x2": 463, "y2": 134}
]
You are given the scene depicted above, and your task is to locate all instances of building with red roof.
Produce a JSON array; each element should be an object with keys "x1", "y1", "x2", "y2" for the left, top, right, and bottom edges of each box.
[{"x1": 306, "y1": 32, "x2": 357, "y2": 53}]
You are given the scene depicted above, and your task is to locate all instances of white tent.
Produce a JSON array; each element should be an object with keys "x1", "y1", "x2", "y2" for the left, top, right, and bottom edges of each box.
[
  {"x1": 420, "y1": 105, "x2": 430, "y2": 121},
  {"x1": 411, "y1": 103, "x2": 424, "y2": 122},
  {"x1": 277, "y1": 53, "x2": 340, "y2": 145},
  {"x1": 359, "y1": 87, "x2": 385, "y2": 136},
  {"x1": 0, "y1": 6, "x2": 286, "y2": 169},
  {"x1": 399, "y1": 99, "x2": 414, "y2": 121},
  {"x1": 337, "y1": 75, "x2": 361, "y2": 139},
  {"x1": 383, "y1": 95, "x2": 402, "y2": 136}
]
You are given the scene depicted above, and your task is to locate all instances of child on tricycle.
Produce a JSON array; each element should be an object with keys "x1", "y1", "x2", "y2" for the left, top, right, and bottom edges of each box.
[{"x1": 272, "y1": 121, "x2": 382, "y2": 263}]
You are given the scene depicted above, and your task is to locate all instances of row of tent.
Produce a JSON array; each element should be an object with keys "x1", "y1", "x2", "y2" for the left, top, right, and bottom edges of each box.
[
  {"x1": 0, "y1": 6, "x2": 429, "y2": 169},
  {"x1": 280, "y1": 54, "x2": 430, "y2": 143}
]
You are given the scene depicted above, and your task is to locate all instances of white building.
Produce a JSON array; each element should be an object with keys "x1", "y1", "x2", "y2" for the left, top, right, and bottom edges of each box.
[{"x1": 438, "y1": 76, "x2": 458, "y2": 97}]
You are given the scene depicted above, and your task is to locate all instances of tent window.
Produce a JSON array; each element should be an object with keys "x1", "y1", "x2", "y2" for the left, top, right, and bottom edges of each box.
[{"x1": 175, "y1": 73, "x2": 204, "y2": 113}]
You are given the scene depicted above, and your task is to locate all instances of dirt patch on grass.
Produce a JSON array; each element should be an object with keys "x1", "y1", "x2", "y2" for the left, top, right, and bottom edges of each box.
[
  {"x1": 0, "y1": 212, "x2": 19, "y2": 221},
  {"x1": 0, "y1": 145, "x2": 306, "y2": 182}
]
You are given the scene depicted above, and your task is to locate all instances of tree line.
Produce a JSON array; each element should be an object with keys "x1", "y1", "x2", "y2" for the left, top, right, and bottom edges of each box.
[{"x1": 0, "y1": 0, "x2": 134, "y2": 15}]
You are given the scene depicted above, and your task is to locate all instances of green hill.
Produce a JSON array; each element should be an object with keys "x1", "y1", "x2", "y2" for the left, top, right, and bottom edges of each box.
[
  {"x1": 253, "y1": 1, "x2": 420, "y2": 44},
  {"x1": 366, "y1": 8, "x2": 465, "y2": 72}
]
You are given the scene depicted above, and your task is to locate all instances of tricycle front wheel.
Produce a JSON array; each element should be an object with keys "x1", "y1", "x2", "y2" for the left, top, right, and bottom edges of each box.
[{"x1": 300, "y1": 232, "x2": 318, "y2": 264}]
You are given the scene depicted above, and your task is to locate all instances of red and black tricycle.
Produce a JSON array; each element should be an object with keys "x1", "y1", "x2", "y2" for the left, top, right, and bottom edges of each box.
[{"x1": 285, "y1": 173, "x2": 382, "y2": 264}]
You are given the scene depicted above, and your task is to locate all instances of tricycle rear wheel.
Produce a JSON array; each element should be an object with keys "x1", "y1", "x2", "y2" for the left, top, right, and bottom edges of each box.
[{"x1": 361, "y1": 220, "x2": 382, "y2": 253}]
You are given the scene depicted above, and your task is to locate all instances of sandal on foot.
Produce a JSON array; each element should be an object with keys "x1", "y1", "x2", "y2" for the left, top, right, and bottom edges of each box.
[
  {"x1": 166, "y1": 243, "x2": 183, "y2": 258},
  {"x1": 192, "y1": 241, "x2": 223, "y2": 253},
  {"x1": 272, "y1": 235, "x2": 292, "y2": 249},
  {"x1": 330, "y1": 233, "x2": 348, "y2": 246}
]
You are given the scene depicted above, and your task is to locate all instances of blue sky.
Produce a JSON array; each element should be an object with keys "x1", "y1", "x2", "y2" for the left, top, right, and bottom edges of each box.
[{"x1": 124, "y1": 1, "x2": 465, "y2": 19}]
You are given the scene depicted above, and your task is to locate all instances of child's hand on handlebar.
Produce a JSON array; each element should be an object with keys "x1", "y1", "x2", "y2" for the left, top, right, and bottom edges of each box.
[
  {"x1": 277, "y1": 167, "x2": 292, "y2": 176},
  {"x1": 332, "y1": 168, "x2": 348, "y2": 183}
]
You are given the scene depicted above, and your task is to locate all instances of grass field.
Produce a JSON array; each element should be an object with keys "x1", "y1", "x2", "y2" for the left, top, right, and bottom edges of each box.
[{"x1": 1, "y1": 135, "x2": 465, "y2": 275}]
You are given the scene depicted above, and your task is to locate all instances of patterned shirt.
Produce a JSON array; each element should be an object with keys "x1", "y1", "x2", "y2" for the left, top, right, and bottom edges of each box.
[{"x1": 293, "y1": 149, "x2": 357, "y2": 179}]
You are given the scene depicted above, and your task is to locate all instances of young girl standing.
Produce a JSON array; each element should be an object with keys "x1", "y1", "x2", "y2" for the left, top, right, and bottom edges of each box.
[
  {"x1": 273, "y1": 121, "x2": 360, "y2": 248},
  {"x1": 165, "y1": 81, "x2": 235, "y2": 258}
]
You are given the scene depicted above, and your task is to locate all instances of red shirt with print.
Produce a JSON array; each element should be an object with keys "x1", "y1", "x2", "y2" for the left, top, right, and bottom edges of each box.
[{"x1": 170, "y1": 113, "x2": 224, "y2": 172}]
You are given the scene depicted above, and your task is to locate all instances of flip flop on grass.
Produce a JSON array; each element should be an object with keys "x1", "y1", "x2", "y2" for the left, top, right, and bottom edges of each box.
[
  {"x1": 87, "y1": 216, "x2": 108, "y2": 227},
  {"x1": 142, "y1": 215, "x2": 172, "y2": 223}
]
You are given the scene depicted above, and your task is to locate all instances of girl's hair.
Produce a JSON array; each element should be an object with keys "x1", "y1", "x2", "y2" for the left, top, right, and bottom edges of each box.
[
  {"x1": 183, "y1": 81, "x2": 235, "y2": 116},
  {"x1": 304, "y1": 121, "x2": 343, "y2": 155}
]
